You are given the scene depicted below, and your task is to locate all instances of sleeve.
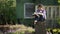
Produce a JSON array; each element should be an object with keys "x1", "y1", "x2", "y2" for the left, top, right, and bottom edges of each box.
[{"x1": 43, "y1": 10, "x2": 46, "y2": 19}]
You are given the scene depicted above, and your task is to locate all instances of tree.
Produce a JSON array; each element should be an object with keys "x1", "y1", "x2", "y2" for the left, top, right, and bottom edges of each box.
[
  {"x1": 0, "y1": 0, "x2": 17, "y2": 25},
  {"x1": 35, "y1": 21, "x2": 46, "y2": 34}
]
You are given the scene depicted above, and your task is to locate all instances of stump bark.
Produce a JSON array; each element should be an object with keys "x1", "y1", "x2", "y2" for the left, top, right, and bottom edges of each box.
[{"x1": 35, "y1": 21, "x2": 46, "y2": 34}]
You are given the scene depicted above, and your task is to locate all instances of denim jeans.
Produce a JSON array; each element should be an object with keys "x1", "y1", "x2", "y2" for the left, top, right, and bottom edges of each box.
[{"x1": 34, "y1": 15, "x2": 45, "y2": 22}]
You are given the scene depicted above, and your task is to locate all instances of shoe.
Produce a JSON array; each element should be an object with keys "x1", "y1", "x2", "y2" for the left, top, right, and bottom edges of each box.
[{"x1": 34, "y1": 20, "x2": 37, "y2": 24}]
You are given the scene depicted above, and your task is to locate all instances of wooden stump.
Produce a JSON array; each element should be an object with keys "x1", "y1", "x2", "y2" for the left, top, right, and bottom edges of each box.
[{"x1": 35, "y1": 21, "x2": 46, "y2": 34}]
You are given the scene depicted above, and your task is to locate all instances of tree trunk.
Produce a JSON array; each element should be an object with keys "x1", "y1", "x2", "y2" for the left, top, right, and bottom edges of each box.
[{"x1": 35, "y1": 21, "x2": 46, "y2": 34}]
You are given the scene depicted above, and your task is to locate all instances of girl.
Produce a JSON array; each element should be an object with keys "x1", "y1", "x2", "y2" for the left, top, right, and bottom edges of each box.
[{"x1": 33, "y1": 4, "x2": 46, "y2": 24}]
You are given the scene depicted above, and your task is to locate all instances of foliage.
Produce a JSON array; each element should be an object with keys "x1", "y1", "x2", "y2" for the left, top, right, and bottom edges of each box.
[
  {"x1": 47, "y1": 28, "x2": 60, "y2": 34},
  {"x1": 58, "y1": 0, "x2": 60, "y2": 3},
  {"x1": 0, "y1": 0, "x2": 17, "y2": 24},
  {"x1": 56, "y1": 18, "x2": 60, "y2": 25}
]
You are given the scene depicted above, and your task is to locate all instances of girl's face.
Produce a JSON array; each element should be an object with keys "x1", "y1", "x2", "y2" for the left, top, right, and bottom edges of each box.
[{"x1": 38, "y1": 7, "x2": 42, "y2": 10}]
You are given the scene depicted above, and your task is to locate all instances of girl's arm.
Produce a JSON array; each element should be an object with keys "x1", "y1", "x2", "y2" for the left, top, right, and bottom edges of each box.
[{"x1": 43, "y1": 10, "x2": 46, "y2": 19}]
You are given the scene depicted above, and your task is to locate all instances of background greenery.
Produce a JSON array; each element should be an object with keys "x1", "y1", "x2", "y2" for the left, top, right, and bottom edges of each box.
[{"x1": 0, "y1": 0, "x2": 17, "y2": 25}]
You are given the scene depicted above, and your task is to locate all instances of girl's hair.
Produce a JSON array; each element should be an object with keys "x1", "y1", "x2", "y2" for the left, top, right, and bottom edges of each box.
[
  {"x1": 38, "y1": 4, "x2": 42, "y2": 8},
  {"x1": 37, "y1": 4, "x2": 44, "y2": 9}
]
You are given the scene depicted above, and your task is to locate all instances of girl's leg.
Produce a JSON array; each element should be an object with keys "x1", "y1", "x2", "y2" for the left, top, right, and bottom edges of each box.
[{"x1": 34, "y1": 16, "x2": 38, "y2": 24}]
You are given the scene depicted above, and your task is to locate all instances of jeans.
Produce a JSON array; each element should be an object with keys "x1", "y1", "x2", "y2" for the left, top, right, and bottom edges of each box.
[{"x1": 34, "y1": 15, "x2": 45, "y2": 22}]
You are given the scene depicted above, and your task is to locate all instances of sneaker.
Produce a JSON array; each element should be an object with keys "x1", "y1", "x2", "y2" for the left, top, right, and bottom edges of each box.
[
  {"x1": 34, "y1": 20, "x2": 37, "y2": 23},
  {"x1": 34, "y1": 20, "x2": 37, "y2": 24}
]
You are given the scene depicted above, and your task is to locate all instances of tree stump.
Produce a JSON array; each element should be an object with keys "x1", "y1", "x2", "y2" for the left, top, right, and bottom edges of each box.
[{"x1": 35, "y1": 21, "x2": 46, "y2": 34}]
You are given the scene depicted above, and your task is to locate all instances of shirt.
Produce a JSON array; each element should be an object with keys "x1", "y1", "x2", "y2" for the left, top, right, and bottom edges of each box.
[{"x1": 34, "y1": 9, "x2": 46, "y2": 19}]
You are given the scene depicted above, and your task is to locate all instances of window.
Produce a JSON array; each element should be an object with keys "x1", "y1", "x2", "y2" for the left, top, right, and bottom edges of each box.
[{"x1": 24, "y1": 3, "x2": 35, "y2": 18}]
